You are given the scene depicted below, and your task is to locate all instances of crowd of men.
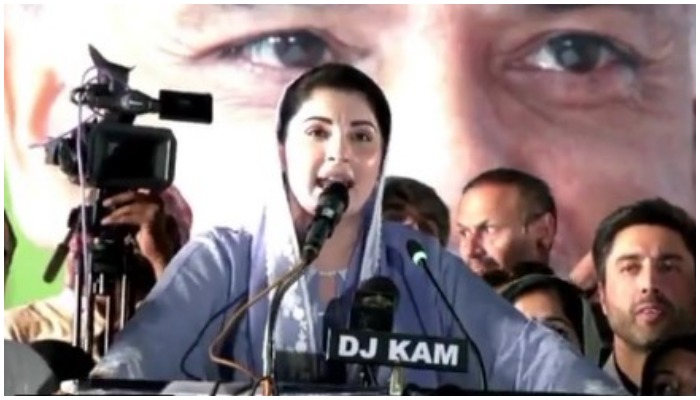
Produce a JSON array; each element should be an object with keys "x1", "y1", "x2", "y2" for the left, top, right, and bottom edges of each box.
[{"x1": 5, "y1": 169, "x2": 696, "y2": 395}]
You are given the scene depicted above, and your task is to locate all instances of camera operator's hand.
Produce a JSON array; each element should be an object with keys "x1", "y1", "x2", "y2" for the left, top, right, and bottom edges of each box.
[{"x1": 101, "y1": 190, "x2": 177, "y2": 279}]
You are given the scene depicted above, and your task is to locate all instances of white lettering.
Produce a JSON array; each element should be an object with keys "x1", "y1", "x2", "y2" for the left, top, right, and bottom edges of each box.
[
  {"x1": 359, "y1": 338, "x2": 378, "y2": 359},
  {"x1": 388, "y1": 339, "x2": 411, "y2": 361},
  {"x1": 410, "y1": 342, "x2": 433, "y2": 364},
  {"x1": 338, "y1": 335, "x2": 359, "y2": 357},
  {"x1": 434, "y1": 344, "x2": 459, "y2": 366}
]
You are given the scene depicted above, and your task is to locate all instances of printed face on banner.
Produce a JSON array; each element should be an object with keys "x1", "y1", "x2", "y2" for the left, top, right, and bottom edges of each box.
[{"x1": 4, "y1": 5, "x2": 695, "y2": 277}]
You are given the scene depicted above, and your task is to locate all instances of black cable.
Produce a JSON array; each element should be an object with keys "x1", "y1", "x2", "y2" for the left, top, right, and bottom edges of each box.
[
  {"x1": 179, "y1": 292, "x2": 247, "y2": 380},
  {"x1": 406, "y1": 240, "x2": 489, "y2": 391},
  {"x1": 208, "y1": 381, "x2": 221, "y2": 396}
]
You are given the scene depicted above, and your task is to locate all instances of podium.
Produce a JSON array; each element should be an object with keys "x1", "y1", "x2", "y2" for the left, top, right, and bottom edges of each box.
[
  {"x1": 66, "y1": 379, "x2": 389, "y2": 396},
  {"x1": 66, "y1": 378, "x2": 594, "y2": 396}
]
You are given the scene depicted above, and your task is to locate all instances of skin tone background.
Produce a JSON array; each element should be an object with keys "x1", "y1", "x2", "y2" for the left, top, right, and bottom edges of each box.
[{"x1": 3, "y1": 5, "x2": 695, "y2": 307}]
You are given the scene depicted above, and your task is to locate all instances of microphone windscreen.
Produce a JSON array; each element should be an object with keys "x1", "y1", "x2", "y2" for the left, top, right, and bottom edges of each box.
[
  {"x1": 350, "y1": 277, "x2": 400, "y2": 332},
  {"x1": 406, "y1": 239, "x2": 428, "y2": 266},
  {"x1": 319, "y1": 181, "x2": 349, "y2": 211},
  {"x1": 43, "y1": 244, "x2": 70, "y2": 283}
]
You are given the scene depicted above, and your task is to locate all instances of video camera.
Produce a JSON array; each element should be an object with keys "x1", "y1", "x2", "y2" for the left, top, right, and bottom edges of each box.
[
  {"x1": 45, "y1": 45, "x2": 212, "y2": 191},
  {"x1": 41, "y1": 45, "x2": 213, "y2": 354},
  {"x1": 44, "y1": 44, "x2": 212, "y2": 240}
]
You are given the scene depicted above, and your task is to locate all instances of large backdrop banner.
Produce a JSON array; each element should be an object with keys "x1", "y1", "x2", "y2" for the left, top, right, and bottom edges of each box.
[{"x1": 4, "y1": 5, "x2": 696, "y2": 308}]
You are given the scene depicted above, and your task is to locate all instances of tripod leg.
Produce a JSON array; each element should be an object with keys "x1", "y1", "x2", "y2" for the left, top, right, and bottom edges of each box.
[{"x1": 119, "y1": 274, "x2": 130, "y2": 330}]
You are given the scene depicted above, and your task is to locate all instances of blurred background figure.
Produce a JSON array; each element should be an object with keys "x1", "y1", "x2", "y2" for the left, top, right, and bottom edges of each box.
[
  {"x1": 4, "y1": 187, "x2": 191, "y2": 358},
  {"x1": 640, "y1": 334, "x2": 695, "y2": 396},
  {"x1": 382, "y1": 176, "x2": 450, "y2": 246}
]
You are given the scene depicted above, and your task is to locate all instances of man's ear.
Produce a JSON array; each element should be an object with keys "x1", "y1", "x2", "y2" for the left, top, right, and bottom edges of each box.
[
  {"x1": 597, "y1": 280, "x2": 608, "y2": 316},
  {"x1": 530, "y1": 212, "x2": 557, "y2": 256}
]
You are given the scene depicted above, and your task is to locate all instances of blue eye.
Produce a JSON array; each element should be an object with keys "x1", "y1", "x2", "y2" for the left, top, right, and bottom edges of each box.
[{"x1": 219, "y1": 30, "x2": 332, "y2": 69}]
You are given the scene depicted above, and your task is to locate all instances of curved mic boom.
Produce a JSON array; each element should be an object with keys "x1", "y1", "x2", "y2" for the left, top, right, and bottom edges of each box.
[{"x1": 405, "y1": 239, "x2": 489, "y2": 391}]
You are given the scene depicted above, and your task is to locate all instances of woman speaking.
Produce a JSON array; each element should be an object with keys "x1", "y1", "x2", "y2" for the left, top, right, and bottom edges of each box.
[{"x1": 93, "y1": 64, "x2": 621, "y2": 395}]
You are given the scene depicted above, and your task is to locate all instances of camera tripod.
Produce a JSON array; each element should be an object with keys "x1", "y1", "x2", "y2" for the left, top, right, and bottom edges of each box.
[{"x1": 69, "y1": 192, "x2": 141, "y2": 357}]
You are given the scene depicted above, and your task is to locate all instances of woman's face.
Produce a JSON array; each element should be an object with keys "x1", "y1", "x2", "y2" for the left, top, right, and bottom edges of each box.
[
  {"x1": 282, "y1": 88, "x2": 384, "y2": 218},
  {"x1": 513, "y1": 287, "x2": 582, "y2": 353},
  {"x1": 650, "y1": 349, "x2": 696, "y2": 396}
]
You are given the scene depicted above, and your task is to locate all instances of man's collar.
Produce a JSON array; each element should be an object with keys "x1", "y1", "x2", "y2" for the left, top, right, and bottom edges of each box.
[{"x1": 604, "y1": 354, "x2": 640, "y2": 395}]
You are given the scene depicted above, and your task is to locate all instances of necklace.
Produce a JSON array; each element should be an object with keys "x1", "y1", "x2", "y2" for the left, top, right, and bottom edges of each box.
[
  {"x1": 312, "y1": 266, "x2": 347, "y2": 277},
  {"x1": 316, "y1": 269, "x2": 342, "y2": 277}
]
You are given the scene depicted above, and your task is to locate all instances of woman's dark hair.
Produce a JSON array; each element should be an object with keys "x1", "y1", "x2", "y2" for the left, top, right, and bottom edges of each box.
[
  {"x1": 383, "y1": 176, "x2": 450, "y2": 246},
  {"x1": 276, "y1": 63, "x2": 392, "y2": 157},
  {"x1": 640, "y1": 333, "x2": 695, "y2": 395},
  {"x1": 500, "y1": 273, "x2": 585, "y2": 352}
]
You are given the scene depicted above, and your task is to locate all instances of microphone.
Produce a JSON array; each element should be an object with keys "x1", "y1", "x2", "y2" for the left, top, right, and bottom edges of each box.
[
  {"x1": 43, "y1": 206, "x2": 82, "y2": 283},
  {"x1": 349, "y1": 277, "x2": 399, "y2": 387},
  {"x1": 326, "y1": 277, "x2": 471, "y2": 381},
  {"x1": 42, "y1": 231, "x2": 73, "y2": 283},
  {"x1": 261, "y1": 184, "x2": 348, "y2": 392},
  {"x1": 301, "y1": 182, "x2": 350, "y2": 263},
  {"x1": 405, "y1": 239, "x2": 488, "y2": 391},
  {"x1": 350, "y1": 277, "x2": 400, "y2": 332}
]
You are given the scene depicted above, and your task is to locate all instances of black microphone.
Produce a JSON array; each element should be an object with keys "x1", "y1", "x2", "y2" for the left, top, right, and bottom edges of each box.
[
  {"x1": 350, "y1": 277, "x2": 400, "y2": 333},
  {"x1": 261, "y1": 182, "x2": 349, "y2": 390},
  {"x1": 43, "y1": 206, "x2": 82, "y2": 283},
  {"x1": 349, "y1": 277, "x2": 399, "y2": 387},
  {"x1": 301, "y1": 182, "x2": 350, "y2": 263},
  {"x1": 42, "y1": 231, "x2": 72, "y2": 284},
  {"x1": 405, "y1": 239, "x2": 488, "y2": 391}
]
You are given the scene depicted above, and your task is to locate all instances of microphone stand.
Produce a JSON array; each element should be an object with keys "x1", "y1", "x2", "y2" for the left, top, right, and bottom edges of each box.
[
  {"x1": 261, "y1": 258, "x2": 312, "y2": 395},
  {"x1": 359, "y1": 365, "x2": 379, "y2": 388},
  {"x1": 260, "y1": 182, "x2": 348, "y2": 394}
]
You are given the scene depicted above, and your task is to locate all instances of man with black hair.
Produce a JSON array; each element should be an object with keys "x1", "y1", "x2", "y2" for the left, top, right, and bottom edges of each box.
[
  {"x1": 456, "y1": 168, "x2": 557, "y2": 276},
  {"x1": 594, "y1": 198, "x2": 695, "y2": 394},
  {"x1": 382, "y1": 176, "x2": 450, "y2": 246}
]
